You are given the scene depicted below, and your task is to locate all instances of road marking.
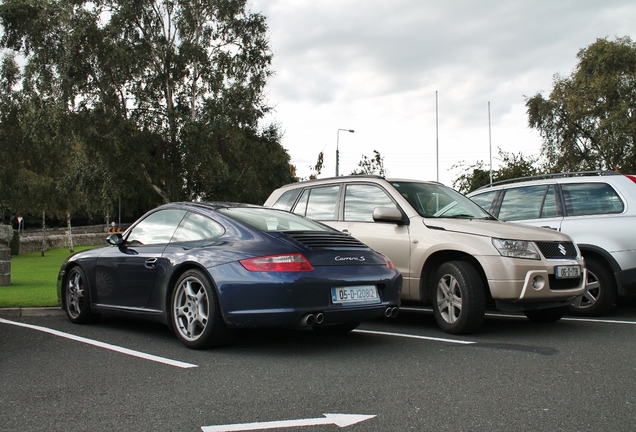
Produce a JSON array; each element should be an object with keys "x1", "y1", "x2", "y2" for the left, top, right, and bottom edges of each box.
[
  {"x1": 0, "y1": 318, "x2": 197, "y2": 369},
  {"x1": 201, "y1": 413, "x2": 376, "y2": 431},
  {"x1": 354, "y1": 328, "x2": 475, "y2": 345}
]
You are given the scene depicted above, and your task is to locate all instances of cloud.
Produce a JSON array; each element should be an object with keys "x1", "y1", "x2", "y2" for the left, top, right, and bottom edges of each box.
[{"x1": 251, "y1": 0, "x2": 636, "y2": 186}]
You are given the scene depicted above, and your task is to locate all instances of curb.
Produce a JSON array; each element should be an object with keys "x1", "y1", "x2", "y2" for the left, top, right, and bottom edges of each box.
[{"x1": 0, "y1": 307, "x2": 65, "y2": 318}]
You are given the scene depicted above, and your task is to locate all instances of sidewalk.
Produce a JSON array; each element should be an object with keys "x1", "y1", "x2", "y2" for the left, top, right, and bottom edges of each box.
[{"x1": 0, "y1": 307, "x2": 65, "y2": 318}]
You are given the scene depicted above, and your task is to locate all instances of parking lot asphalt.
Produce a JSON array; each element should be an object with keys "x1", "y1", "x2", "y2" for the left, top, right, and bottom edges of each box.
[{"x1": 3, "y1": 306, "x2": 636, "y2": 432}]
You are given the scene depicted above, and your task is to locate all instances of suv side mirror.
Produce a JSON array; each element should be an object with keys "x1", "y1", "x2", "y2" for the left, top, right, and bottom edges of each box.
[{"x1": 373, "y1": 207, "x2": 406, "y2": 224}]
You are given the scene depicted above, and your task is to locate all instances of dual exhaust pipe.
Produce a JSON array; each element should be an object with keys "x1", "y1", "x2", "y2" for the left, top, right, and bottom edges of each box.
[
  {"x1": 300, "y1": 306, "x2": 399, "y2": 326},
  {"x1": 300, "y1": 312, "x2": 325, "y2": 326},
  {"x1": 384, "y1": 306, "x2": 399, "y2": 318}
]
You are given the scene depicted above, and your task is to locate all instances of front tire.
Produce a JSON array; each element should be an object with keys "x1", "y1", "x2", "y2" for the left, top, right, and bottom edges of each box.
[
  {"x1": 432, "y1": 261, "x2": 486, "y2": 335},
  {"x1": 524, "y1": 305, "x2": 569, "y2": 323},
  {"x1": 64, "y1": 266, "x2": 96, "y2": 324},
  {"x1": 170, "y1": 269, "x2": 233, "y2": 349},
  {"x1": 569, "y1": 257, "x2": 616, "y2": 317}
]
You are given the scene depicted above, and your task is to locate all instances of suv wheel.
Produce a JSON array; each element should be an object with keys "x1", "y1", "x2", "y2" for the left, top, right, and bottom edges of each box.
[
  {"x1": 569, "y1": 257, "x2": 617, "y2": 317},
  {"x1": 432, "y1": 261, "x2": 485, "y2": 335}
]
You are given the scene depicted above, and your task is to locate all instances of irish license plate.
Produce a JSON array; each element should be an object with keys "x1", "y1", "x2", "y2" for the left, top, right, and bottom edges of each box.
[
  {"x1": 555, "y1": 265, "x2": 581, "y2": 279},
  {"x1": 331, "y1": 285, "x2": 380, "y2": 304}
]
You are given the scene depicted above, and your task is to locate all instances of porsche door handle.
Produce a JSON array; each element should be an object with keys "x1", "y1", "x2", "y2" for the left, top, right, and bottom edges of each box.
[{"x1": 145, "y1": 258, "x2": 158, "y2": 269}]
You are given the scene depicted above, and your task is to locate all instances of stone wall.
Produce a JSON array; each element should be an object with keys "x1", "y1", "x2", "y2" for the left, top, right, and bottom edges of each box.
[
  {"x1": 0, "y1": 225, "x2": 12, "y2": 285},
  {"x1": 18, "y1": 232, "x2": 110, "y2": 254},
  {"x1": 16, "y1": 223, "x2": 130, "y2": 254},
  {"x1": 0, "y1": 247, "x2": 9, "y2": 285}
]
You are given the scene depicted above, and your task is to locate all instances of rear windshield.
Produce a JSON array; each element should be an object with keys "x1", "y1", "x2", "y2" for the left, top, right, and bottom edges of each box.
[{"x1": 218, "y1": 207, "x2": 333, "y2": 232}]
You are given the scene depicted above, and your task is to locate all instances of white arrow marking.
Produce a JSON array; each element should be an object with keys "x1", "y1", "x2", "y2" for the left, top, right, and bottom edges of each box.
[{"x1": 201, "y1": 413, "x2": 376, "y2": 432}]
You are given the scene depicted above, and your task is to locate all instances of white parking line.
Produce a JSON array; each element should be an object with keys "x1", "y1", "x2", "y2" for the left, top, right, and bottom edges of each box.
[
  {"x1": 0, "y1": 318, "x2": 198, "y2": 369},
  {"x1": 354, "y1": 329, "x2": 475, "y2": 345}
]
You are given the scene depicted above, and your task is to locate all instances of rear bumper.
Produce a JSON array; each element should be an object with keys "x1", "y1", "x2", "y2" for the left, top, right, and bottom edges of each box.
[
  {"x1": 223, "y1": 303, "x2": 400, "y2": 328},
  {"x1": 211, "y1": 262, "x2": 402, "y2": 328}
]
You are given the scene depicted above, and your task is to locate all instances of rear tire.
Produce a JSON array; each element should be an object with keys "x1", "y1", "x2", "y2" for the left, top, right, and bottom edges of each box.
[
  {"x1": 432, "y1": 261, "x2": 486, "y2": 335},
  {"x1": 524, "y1": 305, "x2": 569, "y2": 323},
  {"x1": 568, "y1": 257, "x2": 616, "y2": 317},
  {"x1": 63, "y1": 266, "x2": 96, "y2": 324},
  {"x1": 170, "y1": 269, "x2": 233, "y2": 349}
]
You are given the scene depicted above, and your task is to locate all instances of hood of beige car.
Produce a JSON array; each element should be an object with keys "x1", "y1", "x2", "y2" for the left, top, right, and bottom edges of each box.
[{"x1": 421, "y1": 218, "x2": 571, "y2": 241}]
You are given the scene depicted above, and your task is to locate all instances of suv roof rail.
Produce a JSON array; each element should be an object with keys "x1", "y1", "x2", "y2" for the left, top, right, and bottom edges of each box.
[
  {"x1": 292, "y1": 174, "x2": 385, "y2": 185},
  {"x1": 474, "y1": 170, "x2": 621, "y2": 190}
]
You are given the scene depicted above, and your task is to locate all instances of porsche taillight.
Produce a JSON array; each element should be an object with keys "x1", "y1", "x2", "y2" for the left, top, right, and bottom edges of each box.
[
  {"x1": 239, "y1": 253, "x2": 314, "y2": 272},
  {"x1": 380, "y1": 254, "x2": 395, "y2": 270}
]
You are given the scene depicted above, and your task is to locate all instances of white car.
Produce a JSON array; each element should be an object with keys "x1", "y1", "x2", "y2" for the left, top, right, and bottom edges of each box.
[
  {"x1": 468, "y1": 171, "x2": 636, "y2": 316},
  {"x1": 265, "y1": 176, "x2": 586, "y2": 335}
]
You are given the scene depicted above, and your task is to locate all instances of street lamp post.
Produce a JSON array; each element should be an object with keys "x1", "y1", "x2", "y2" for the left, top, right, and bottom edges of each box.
[{"x1": 336, "y1": 128, "x2": 354, "y2": 176}]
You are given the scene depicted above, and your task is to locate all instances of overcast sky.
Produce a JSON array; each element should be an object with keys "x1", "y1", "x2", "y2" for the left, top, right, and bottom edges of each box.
[{"x1": 249, "y1": 0, "x2": 636, "y2": 186}]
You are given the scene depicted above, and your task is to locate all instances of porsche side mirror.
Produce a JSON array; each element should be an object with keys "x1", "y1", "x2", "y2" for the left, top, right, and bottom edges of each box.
[{"x1": 107, "y1": 233, "x2": 124, "y2": 246}]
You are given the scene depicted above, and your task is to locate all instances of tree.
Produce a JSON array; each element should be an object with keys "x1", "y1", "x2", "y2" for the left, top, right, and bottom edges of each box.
[
  {"x1": 350, "y1": 150, "x2": 387, "y2": 176},
  {"x1": 0, "y1": 0, "x2": 294, "y2": 224},
  {"x1": 308, "y1": 151, "x2": 324, "y2": 180},
  {"x1": 526, "y1": 36, "x2": 636, "y2": 173},
  {"x1": 452, "y1": 149, "x2": 540, "y2": 194}
]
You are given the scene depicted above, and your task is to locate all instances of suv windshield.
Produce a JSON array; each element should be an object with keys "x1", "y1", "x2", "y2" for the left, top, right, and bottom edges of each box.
[{"x1": 390, "y1": 181, "x2": 494, "y2": 219}]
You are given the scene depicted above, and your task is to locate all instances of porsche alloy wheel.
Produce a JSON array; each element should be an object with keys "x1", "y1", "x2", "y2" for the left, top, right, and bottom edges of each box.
[
  {"x1": 64, "y1": 266, "x2": 95, "y2": 324},
  {"x1": 170, "y1": 269, "x2": 232, "y2": 349}
]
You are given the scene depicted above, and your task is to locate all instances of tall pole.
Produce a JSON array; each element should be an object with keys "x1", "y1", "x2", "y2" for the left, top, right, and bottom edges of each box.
[
  {"x1": 488, "y1": 101, "x2": 493, "y2": 186},
  {"x1": 436, "y1": 91, "x2": 439, "y2": 183},
  {"x1": 336, "y1": 128, "x2": 354, "y2": 176}
]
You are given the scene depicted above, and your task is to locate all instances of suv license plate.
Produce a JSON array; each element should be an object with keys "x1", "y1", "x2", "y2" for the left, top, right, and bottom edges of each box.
[
  {"x1": 555, "y1": 265, "x2": 581, "y2": 279},
  {"x1": 331, "y1": 286, "x2": 380, "y2": 304}
]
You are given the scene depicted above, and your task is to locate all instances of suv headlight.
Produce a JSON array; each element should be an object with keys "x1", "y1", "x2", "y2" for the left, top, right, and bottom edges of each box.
[{"x1": 492, "y1": 238, "x2": 540, "y2": 260}]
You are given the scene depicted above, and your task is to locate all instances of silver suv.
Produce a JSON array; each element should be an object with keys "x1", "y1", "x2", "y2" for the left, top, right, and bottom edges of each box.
[
  {"x1": 264, "y1": 176, "x2": 586, "y2": 334},
  {"x1": 468, "y1": 171, "x2": 636, "y2": 316}
]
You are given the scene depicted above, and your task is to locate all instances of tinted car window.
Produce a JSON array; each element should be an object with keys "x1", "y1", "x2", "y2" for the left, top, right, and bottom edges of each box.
[
  {"x1": 172, "y1": 212, "x2": 225, "y2": 242},
  {"x1": 344, "y1": 184, "x2": 396, "y2": 221},
  {"x1": 272, "y1": 189, "x2": 301, "y2": 210},
  {"x1": 293, "y1": 189, "x2": 310, "y2": 216},
  {"x1": 498, "y1": 185, "x2": 556, "y2": 221},
  {"x1": 127, "y1": 209, "x2": 187, "y2": 245},
  {"x1": 294, "y1": 186, "x2": 339, "y2": 220},
  {"x1": 470, "y1": 190, "x2": 497, "y2": 213},
  {"x1": 562, "y1": 183, "x2": 624, "y2": 216},
  {"x1": 218, "y1": 207, "x2": 332, "y2": 232}
]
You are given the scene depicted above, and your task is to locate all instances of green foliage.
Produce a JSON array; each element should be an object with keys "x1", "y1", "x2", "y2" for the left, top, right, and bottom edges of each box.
[
  {"x1": 452, "y1": 149, "x2": 540, "y2": 194},
  {"x1": 350, "y1": 150, "x2": 387, "y2": 176},
  {"x1": 526, "y1": 36, "x2": 636, "y2": 173},
  {"x1": 308, "y1": 151, "x2": 324, "y2": 180},
  {"x1": 0, "y1": 0, "x2": 293, "y2": 226}
]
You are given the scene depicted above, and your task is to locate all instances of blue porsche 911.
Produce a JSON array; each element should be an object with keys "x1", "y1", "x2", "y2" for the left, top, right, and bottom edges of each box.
[{"x1": 57, "y1": 202, "x2": 402, "y2": 348}]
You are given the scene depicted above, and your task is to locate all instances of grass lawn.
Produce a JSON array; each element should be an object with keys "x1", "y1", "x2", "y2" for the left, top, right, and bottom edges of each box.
[{"x1": 0, "y1": 246, "x2": 98, "y2": 308}]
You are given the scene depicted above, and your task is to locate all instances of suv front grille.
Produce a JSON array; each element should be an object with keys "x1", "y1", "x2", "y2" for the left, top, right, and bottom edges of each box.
[
  {"x1": 535, "y1": 241, "x2": 578, "y2": 260},
  {"x1": 549, "y1": 275, "x2": 583, "y2": 290},
  {"x1": 282, "y1": 231, "x2": 368, "y2": 250}
]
